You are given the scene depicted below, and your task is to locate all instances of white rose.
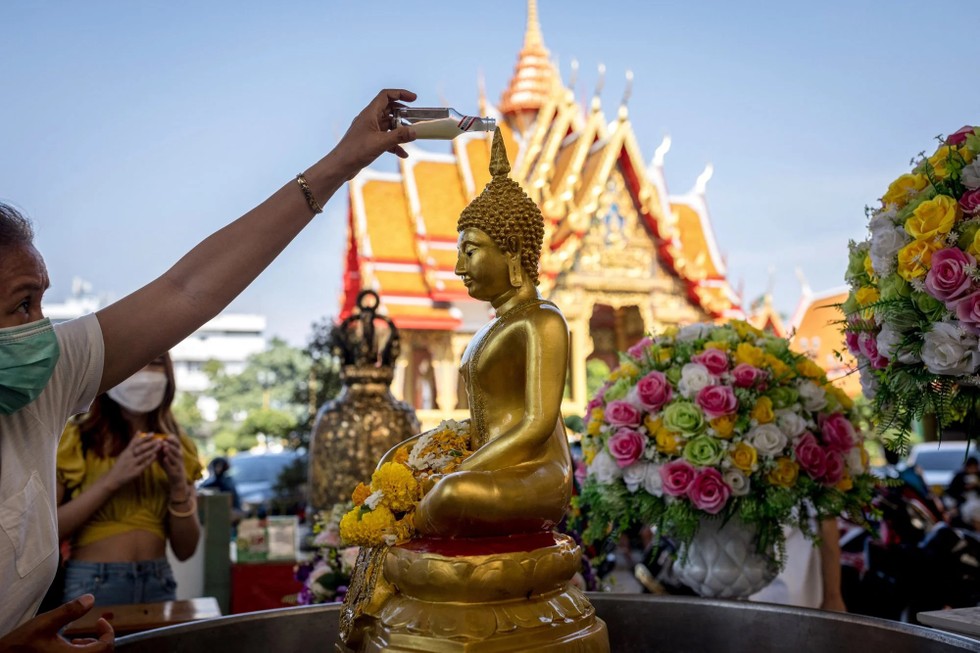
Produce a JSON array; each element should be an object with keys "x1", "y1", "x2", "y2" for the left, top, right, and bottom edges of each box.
[
  {"x1": 921, "y1": 322, "x2": 980, "y2": 376},
  {"x1": 589, "y1": 449, "x2": 623, "y2": 484},
  {"x1": 962, "y1": 159, "x2": 980, "y2": 190},
  {"x1": 775, "y1": 409, "x2": 807, "y2": 438},
  {"x1": 623, "y1": 461, "x2": 650, "y2": 493},
  {"x1": 876, "y1": 323, "x2": 903, "y2": 359},
  {"x1": 678, "y1": 362, "x2": 712, "y2": 398},
  {"x1": 677, "y1": 323, "x2": 713, "y2": 342},
  {"x1": 844, "y1": 448, "x2": 864, "y2": 476},
  {"x1": 859, "y1": 368, "x2": 878, "y2": 399},
  {"x1": 723, "y1": 468, "x2": 750, "y2": 496},
  {"x1": 868, "y1": 213, "x2": 909, "y2": 277},
  {"x1": 643, "y1": 463, "x2": 664, "y2": 496},
  {"x1": 746, "y1": 423, "x2": 788, "y2": 456},
  {"x1": 797, "y1": 379, "x2": 828, "y2": 412}
]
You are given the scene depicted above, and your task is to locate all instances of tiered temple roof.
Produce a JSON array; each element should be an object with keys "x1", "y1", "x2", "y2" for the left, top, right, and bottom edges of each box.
[{"x1": 341, "y1": 0, "x2": 743, "y2": 330}]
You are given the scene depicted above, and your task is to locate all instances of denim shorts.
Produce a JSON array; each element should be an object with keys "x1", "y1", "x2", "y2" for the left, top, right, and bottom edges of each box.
[{"x1": 63, "y1": 558, "x2": 177, "y2": 606}]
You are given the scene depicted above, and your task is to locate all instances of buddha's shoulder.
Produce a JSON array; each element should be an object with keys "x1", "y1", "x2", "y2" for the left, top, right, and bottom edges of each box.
[{"x1": 514, "y1": 301, "x2": 568, "y2": 332}]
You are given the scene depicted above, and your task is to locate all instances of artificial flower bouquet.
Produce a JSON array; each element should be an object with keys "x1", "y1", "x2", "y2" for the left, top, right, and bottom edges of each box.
[
  {"x1": 338, "y1": 420, "x2": 473, "y2": 547},
  {"x1": 295, "y1": 503, "x2": 360, "y2": 605},
  {"x1": 578, "y1": 320, "x2": 876, "y2": 566},
  {"x1": 843, "y1": 126, "x2": 980, "y2": 440}
]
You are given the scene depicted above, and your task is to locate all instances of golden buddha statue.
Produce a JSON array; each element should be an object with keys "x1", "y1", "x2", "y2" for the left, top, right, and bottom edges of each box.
[{"x1": 339, "y1": 129, "x2": 608, "y2": 653}]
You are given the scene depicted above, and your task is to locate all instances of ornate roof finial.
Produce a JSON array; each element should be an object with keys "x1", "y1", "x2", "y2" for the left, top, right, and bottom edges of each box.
[
  {"x1": 499, "y1": 0, "x2": 559, "y2": 122},
  {"x1": 489, "y1": 128, "x2": 511, "y2": 178},
  {"x1": 568, "y1": 58, "x2": 580, "y2": 91},
  {"x1": 618, "y1": 69, "x2": 634, "y2": 120},
  {"x1": 694, "y1": 163, "x2": 714, "y2": 194},
  {"x1": 652, "y1": 135, "x2": 672, "y2": 167},
  {"x1": 526, "y1": 0, "x2": 543, "y2": 47},
  {"x1": 795, "y1": 266, "x2": 813, "y2": 299},
  {"x1": 591, "y1": 63, "x2": 606, "y2": 112}
]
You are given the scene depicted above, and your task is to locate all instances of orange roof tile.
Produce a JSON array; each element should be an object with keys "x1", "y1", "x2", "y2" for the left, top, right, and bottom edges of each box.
[
  {"x1": 414, "y1": 161, "x2": 467, "y2": 239},
  {"x1": 790, "y1": 289, "x2": 861, "y2": 397},
  {"x1": 672, "y1": 202, "x2": 721, "y2": 280},
  {"x1": 361, "y1": 179, "x2": 415, "y2": 261}
]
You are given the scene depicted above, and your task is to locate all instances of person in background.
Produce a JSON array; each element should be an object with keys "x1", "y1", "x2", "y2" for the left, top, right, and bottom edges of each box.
[
  {"x1": 947, "y1": 456, "x2": 980, "y2": 530},
  {"x1": 0, "y1": 88, "x2": 416, "y2": 652},
  {"x1": 56, "y1": 352, "x2": 201, "y2": 605},
  {"x1": 200, "y1": 456, "x2": 241, "y2": 513}
]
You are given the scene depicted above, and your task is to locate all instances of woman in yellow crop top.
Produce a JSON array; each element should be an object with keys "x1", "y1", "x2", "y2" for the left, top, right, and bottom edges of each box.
[{"x1": 56, "y1": 352, "x2": 202, "y2": 606}]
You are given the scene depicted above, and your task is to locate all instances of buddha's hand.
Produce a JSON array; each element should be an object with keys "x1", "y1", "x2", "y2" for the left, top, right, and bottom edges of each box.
[{"x1": 421, "y1": 473, "x2": 445, "y2": 495}]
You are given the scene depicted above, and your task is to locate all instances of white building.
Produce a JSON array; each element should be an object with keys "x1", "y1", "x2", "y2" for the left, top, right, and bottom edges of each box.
[{"x1": 44, "y1": 278, "x2": 267, "y2": 402}]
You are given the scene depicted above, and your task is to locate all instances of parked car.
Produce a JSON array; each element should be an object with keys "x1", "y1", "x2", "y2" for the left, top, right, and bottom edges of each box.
[
  {"x1": 908, "y1": 441, "x2": 976, "y2": 493},
  {"x1": 222, "y1": 450, "x2": 308, "y2": 519}
]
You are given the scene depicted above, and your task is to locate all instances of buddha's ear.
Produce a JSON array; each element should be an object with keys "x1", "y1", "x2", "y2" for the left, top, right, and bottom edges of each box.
[{"x1": 504, "y1": 234, "x2": 522, "y2": 257}]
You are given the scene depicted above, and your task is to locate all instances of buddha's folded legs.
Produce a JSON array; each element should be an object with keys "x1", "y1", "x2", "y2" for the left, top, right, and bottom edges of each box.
[{"x1": 414, "y1": 460, "x2": 571, "y2": 537}]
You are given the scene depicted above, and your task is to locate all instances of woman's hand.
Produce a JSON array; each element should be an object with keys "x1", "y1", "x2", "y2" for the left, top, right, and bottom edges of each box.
[
  {"x1": 157, "y1": 433, "x2": 187, "y2": 489},
  {"x1": 330, "y1": 89, "x2": 418, "y2": 179},
  {"x1": 0, "y1": 594, "x2": 114, "y2": 652},
  {"x1": 104, "y1": 433, "x2": 161, "y2": 491}
]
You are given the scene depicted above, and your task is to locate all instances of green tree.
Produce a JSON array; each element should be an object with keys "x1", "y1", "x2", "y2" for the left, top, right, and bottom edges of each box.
[
  {"x1": 172, "y1": 392, "x2": 204, "y2": 438},
  {"x1": 292, "y1": 316, "x2": 343, "y2": 447}
]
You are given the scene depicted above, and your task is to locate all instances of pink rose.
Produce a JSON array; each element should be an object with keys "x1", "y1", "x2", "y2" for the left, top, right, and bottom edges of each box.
[
  {"x1": 925, "y1": 247, "x2": 976, "y2": 304},
  {"x1": 627, "y1": 336, "x2": 653, "y2": 360},
  {"x1": 961, "y1": 189, "x2": 980, "y2": 216},
  {"x1": 857, "y1": 332, "x2": 889, "y2": 369},
  {"x1": 732, "y1": 363, "x2": 765, "y2": 388},
  {"x1": 633, "y1": 370, "x2": 673, "y2": 411},
  {"x1": 687, "y1": 468, "x2": 731, "y2": 515},
  {"x1": 819, "y1": 413, "x2": 856, "y2": 452},
  {"x1": 691, "y1": 348, "x2": 730, "y2": 375},
  {"x1": 947, "y1": 125, "x2": 975, "y2": 146},
  {"x1": 660, "y1": 459, "x2": 697, "y2": 496},
  {"x1": 607, "y1": 428, "x2": 646, "y2": 468},
  {"x1": 844, "y1": 330, "x2": 861, "y2": 357},
  {"x1": 956, "y1": 292, "x2": 980, "y2": 335},
  {"x1": 605, "y1": 400, "x2": 642, "y2": 427},
  {"x1": 823, "y1": 451, "x2": 845, "y2": 485},
  {"x1": 695, "y1": 385, "x2": 738, "y2": 419},
  {"x1": 794, "y1": 432, "x2": 827, "y2": 479}
]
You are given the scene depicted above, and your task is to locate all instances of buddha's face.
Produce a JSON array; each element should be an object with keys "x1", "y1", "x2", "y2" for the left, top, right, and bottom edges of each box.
[{"x1": 455, "y1": 227, "x2": 514, "y2": 302}]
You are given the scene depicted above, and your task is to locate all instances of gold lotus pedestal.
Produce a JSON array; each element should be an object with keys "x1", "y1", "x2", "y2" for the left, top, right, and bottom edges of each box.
[{"x1": 340, "y1": 532, "x2": 608, "y2": 652}]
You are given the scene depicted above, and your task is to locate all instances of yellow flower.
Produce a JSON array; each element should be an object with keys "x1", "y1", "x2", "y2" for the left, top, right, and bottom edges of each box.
[
  {"x1": 655, "y1": 428, "x2": 683, "y2": 455},
  {"x1": 339, "y1": 504, "x2": 397, "y2": 547},
  {"x1": 644, "y1": 415, "x2": 663, "y2": 436},
  {"x1": 587, "y1": 408, "x2": 604, "y2": 436},
  {"x1": 663, "y1": 326, "x2": 679, "y2": 338},
  {"x1": 795, "y1": 358, "x2": 826, "y2": 380},
  {"x1": 393, "y1": 446, "x2": 410, "y2": 465},
  {"x1": 371, "y1": 462, "x2": 420, "y2": 513},
  {"x1": 751, "y1": 396, "x2": 775, "y2": 424},
  {"x1": 904, "y1": 195, "x2": 959, "y2": 241},
  {"x1": 864, "y1": 253, "x2": 876, "y2": 279},
  {"x1": 734, "y1": 343, "x2": 765, "y2": 367},
  {"x1": 881, "y1": 173, "x2": 928, "y2": 208},
  {"x1": 656, "y1": 348, "x2": 673, "y2": 363},
  {"x1": 731, "y1": 320, "x2": 763, "y2": 339},
  {"x1": 854, "y1": 286, "x2": 879, "y2": 307},
  {"x1": 352, "y1": 482, "x2": 372, "y2": 507},
  {"x1": 836, "y1": 474, "x2": 854, "y2": 492},
  {"x1": 709, "y1": 415, "x2": 736, "y2": 439},
  {"x1": 768, "y1": 458, "x2": 800, "y2": 488},
  {"x1": 826, "y1": 384, "x2": 854, "y2": 410},
  {"x1": 763, "y1": 354, "x2": 792, "y2": 379},
  {"x1": 610, "y1": 362, "x2": 640, "y2": 381},
  {"x1": 896, "y1": 238, "x2": 941, "y2": 281},
  {"x1": 729, "y1": 442, "x2": 758, "y2": 472},
  {"x1": 392, "y1": 513, "x2": 416, "y2": 543},
  {"x1": 927, "y1": 145, "x2": 974, "y2": 179},
  {"x1": 703, "y1": 340, "x2": 730, "y2": 352}
]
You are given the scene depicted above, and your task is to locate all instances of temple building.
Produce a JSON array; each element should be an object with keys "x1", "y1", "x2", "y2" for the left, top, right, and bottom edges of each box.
[{"x1": 340, "y1": 1, "x2": 744, "y2": 426}]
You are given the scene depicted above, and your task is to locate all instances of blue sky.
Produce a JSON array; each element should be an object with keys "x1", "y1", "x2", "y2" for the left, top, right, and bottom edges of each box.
[{"x1": 2, "y1": 1, "x2": 976, "y2": 346}]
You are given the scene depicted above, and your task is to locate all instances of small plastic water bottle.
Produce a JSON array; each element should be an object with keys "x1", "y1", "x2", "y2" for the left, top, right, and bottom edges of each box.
[{"x1": 392, "y1": 107, "x2": 495, "y2": 140}]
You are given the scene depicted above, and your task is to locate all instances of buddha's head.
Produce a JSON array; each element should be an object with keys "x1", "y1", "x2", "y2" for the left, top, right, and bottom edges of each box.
[{"x1": 456, "y1": 129, "x2": 544, "y2": 302}]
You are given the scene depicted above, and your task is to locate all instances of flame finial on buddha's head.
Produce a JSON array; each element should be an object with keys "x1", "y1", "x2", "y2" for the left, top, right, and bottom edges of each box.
[{"x1": 457, "y1": 128, "x2": 544, "y2": 285}]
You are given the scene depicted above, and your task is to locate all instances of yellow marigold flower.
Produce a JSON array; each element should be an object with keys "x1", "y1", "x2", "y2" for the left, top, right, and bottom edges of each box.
[
  {"x1": 371, "y1": 462, "x2": 420, "y2": 513},
  {"x1": 731, "y1": 320, "x2": 763, "y2": 340},
  {"x1": 709, "y1": 415, "x2": 736, "y2": 439},
  {"x1": 734, "y1": 343, "x2": 765, "y2": 367},
  {"x1": 896, "y1": 238, "x2": 941, "y2": 281},
  {"x1": 392, "y1": 513, "x2": 416, "y2": 543},
  {"x1": 768, "y1": 458, "x2": 800, "y2": 488},
  {"x1": 393, "y1": 446, "x2": 410, "y2": 465},
  {"x1": 836, "y1": 474, "x2": 854, "y2": 492},
  {"x1": 905, "y1": 195, "x2": 959, "y2": 241},
  {"x1": 854, "y1": 286, "x2": 879, "y2": 307},
  {"x1": 881, "y1": 173, "x2": 928, "y2": 208},
  {"x1": 729, "y1": 442, "x2": 758, "y2": 472},
  {"x1": 655, "y1": 428, "x2": 683, "y2": 455},
  {"x1": 352, "y1": 482, "x2": 372, "y2": 507},
  {"x1": 339, "y1": 504, "x2": 397, "y2": 547},
  {"x1": 795, "y1": 358, "x2": 825, "y2": 380},
  {"x1": 703, "y1": 340, "x2": 730, "y2": 352},
  {"x1": 751, "y1": 396, "x2": 775, "y2": 424}
]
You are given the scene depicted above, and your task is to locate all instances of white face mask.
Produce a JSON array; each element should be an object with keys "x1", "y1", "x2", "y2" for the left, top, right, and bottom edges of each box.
[{"x1": 107, "y1": 370, "x2": 168, "y2": 414}]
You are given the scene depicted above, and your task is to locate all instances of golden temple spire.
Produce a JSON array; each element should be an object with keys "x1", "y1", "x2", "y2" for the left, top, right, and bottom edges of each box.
[{"x1": 500, "y1": 0, "x2": 560, "y2": 131}]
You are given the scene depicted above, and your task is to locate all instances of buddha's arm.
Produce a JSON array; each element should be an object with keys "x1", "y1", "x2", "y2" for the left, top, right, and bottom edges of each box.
[{"x1": 459, "y1": 312, "x2": 568, "y2": 471}]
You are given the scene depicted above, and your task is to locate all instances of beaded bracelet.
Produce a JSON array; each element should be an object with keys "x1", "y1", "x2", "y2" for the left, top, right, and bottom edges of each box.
[
  {"x1": 295, "y1": 173, "x2": 323, "y2": 215},
  {"x1": 168, "y1": 497, "x2": 198, "y2": 518}
]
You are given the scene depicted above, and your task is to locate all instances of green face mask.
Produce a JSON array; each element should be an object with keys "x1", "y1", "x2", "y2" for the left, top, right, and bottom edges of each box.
[{"x1": 0, "y1": 318, "x2": 61, "y2": 415}]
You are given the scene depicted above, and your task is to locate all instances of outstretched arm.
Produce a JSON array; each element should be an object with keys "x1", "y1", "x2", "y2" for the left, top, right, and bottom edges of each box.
[
  {"x1": 95, "y1": 89, "x2": 416, "y2": 393},
  {"x1": 460, "y1": 310, "x2": 568, "y2": 471}
]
